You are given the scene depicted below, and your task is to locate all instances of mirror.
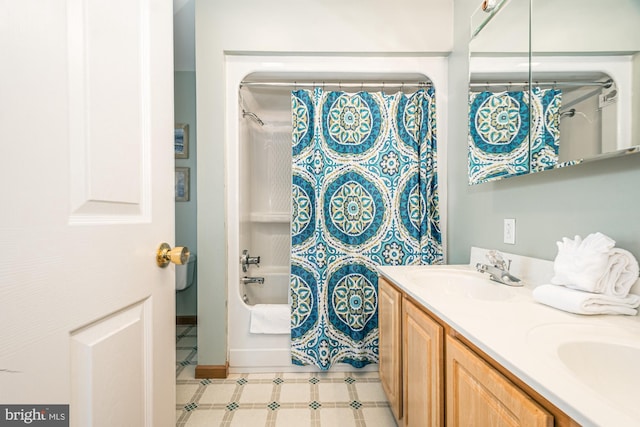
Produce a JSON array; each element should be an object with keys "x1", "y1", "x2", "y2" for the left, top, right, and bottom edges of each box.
[{"x1": 468, "y1": 0, "x2": 640, "y2": 185}]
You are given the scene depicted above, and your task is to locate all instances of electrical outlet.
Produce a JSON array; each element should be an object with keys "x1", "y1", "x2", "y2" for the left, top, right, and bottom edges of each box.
[{"x1": 504, "y1": 218, "x2": 516, "y2": 245}]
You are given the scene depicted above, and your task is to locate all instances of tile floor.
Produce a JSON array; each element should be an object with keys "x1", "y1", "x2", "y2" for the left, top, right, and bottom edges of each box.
[{"x1": 176, "y1": 325, "x2": 398, "y2": 426}]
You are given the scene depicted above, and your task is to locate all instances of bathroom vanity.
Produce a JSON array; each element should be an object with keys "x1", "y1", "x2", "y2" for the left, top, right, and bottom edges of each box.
[{"x1": 377, "y1": 254, "x2": 640, "y2": 426}]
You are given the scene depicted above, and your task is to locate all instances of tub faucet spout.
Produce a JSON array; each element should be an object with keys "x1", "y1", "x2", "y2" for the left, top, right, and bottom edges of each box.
[{"x1": 242, "y1": 276, "x2": 265, "y2": 285}]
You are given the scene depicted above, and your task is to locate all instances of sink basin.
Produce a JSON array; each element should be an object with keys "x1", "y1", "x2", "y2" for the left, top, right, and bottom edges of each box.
[
  {"x1": 558, "y1": 341, "x2": 640, "y2": 407},
  {"x1": 404, "y1": 268, "x2": 515, "y2": 301},
  {"x1": 527, "y1": 323, "x2": 640, "y2": 417}
]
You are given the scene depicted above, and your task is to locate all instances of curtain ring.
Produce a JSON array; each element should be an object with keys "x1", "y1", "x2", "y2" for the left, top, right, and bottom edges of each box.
[
  {"x1": 360, "y1": 82, "x2": 364, "y2": 92},
  {"x1": 294, "y1": 81, "x2": 297, "y2": 91},
  {"x1": 339, "y1": 81, "x2": 342, "y2": 91},
  {"x1": 322, "y1": 81, "x2": 325, "y2": 90},
  {"x1": 401, "y1": 82, "x2": 405, "y2": 93}
]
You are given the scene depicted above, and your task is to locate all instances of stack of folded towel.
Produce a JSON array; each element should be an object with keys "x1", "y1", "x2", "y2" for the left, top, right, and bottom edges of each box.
[{"x1": 533, "y1": 232, "x2": 640, "y2": 315}]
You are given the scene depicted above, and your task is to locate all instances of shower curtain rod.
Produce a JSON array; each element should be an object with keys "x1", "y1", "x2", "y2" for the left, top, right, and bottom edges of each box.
[
  {"x1": 469, "y1": 78, "x2": 613, "y2": 89},
  {"x1": 239, "y1": 81, "x2": 432, "y2": 90}
]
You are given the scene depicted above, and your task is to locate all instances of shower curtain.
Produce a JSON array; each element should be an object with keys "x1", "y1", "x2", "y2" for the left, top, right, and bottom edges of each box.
[
  {"x1": 289, "y1": 87, "x2": 442, "y2": 370},
  {"x1": 530, "y1": 87, "x2": 562, "y2": 172},
  {"x1": 468, "y1": 87, "x2": 562, "y2": 184}
]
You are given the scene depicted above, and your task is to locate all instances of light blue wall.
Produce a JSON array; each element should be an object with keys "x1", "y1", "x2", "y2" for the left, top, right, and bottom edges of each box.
[
  {"x1": 175, "y1": 70, "x2": 198, "y2": 316},
  {"x1": 447, "y1": 0, "x2": 640, "y2": 264}
]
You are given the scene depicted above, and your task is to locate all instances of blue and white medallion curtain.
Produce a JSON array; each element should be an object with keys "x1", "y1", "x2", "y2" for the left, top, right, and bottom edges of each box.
[
  {"x1": 468, "y1": 88, "x2": 562, "y2": 184},
  {"x1": 289, "y1": 87, "x2": 442, "y2": 370}
]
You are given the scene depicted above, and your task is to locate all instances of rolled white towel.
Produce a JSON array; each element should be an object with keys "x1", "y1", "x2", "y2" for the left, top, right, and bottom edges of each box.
[
  {"x1": 550, "y1": 233, "x2": 616, "y2": 292},
  {"x1": 533, "y1": 284, "x2": 640, "y2": 316},
  {"x1": 595, "y1": 248, "x2": 640, "y2": 297}
]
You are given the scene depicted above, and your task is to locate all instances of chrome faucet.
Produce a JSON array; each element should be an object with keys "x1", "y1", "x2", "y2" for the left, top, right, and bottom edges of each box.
[
  {"x1": 241, "y1": 276, "x2": 265, "y2": 285},
  {"x1": 476, "y1": 250, "x2": 522, "y2": 287}
]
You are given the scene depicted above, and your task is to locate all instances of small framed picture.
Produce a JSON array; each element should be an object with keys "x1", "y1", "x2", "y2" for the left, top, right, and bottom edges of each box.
[
  {"x1": 175, "y1": 167, "x2": 190, "y2": 202},
  {"x1": 175, "y1": 123, "x2": 189, "y2": 159}
]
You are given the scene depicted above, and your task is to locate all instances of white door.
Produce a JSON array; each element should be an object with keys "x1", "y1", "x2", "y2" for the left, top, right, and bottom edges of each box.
[{"x1": 0, "y1": 1, "x2": 176, "y2": 426}]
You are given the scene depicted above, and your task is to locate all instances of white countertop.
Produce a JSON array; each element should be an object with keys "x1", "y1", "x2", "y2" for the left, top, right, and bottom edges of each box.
[{"x1": 377, "y1": 261, "x2": 640, "y2": 427}]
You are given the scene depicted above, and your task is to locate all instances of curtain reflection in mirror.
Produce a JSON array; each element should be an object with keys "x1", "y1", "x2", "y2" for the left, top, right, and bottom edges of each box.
[{"x1": 468, "y1": 88, "x2": 562, "y2": 185}]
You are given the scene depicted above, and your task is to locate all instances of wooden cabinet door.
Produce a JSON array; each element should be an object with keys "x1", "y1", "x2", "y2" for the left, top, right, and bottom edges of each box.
[
  {"x1": 379, "y1": 278, "x2": 403, "y2": 421},
  {"x1": 446, "y1": 336, "x2": 553, "y2": 427},
  {"x1": 403, "y1": 299, "x2": 444, "y2": 427}
]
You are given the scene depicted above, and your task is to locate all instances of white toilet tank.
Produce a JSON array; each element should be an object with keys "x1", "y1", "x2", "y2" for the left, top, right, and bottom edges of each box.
[{"x1": 176, "y1": 253, "x2": 197, "y2": 291}]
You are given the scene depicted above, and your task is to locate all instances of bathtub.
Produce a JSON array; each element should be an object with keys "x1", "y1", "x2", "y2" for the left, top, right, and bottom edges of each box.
[
  {"x1": 228, "y1": 272, "x2": 379, "y2": 373},
  {"x1": 225, "y1": 54, "x2": 448, "y2": 373},
  {"x1": 228, "y1": 271, "x2": 294, "y2": 371}
]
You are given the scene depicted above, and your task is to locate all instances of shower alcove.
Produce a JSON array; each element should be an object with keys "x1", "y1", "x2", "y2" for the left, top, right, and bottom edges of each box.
[{"x1": 225, "y1": 55, "x2": 448, "y2": 372}]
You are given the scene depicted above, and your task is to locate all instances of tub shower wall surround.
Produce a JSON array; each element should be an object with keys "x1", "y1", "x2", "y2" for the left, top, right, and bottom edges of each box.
[
  {"x1": 225, "y1": 55, "x2": 449, "y2": 372},
  {"x1": 241, "y1": 120, "x2": 291, "y2": 306},
  {"x1": 232, "y1": 88, "x2": 295, "y2": 371}
]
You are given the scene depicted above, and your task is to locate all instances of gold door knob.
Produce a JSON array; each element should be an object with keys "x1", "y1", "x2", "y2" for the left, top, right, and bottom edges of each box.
[{"x1": 156, "y1": 243, "x2": 190, "y2": 267}]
